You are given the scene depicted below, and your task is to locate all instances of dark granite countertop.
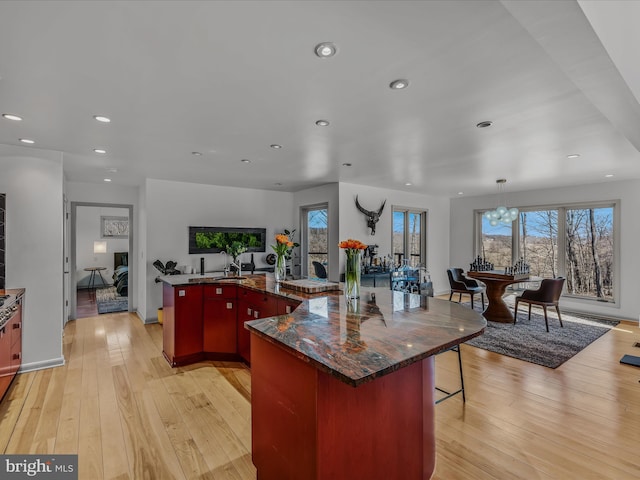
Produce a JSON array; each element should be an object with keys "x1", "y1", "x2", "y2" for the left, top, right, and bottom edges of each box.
[
  {"x1": 160, "y1": 272, "x2": 326, "y2": 302},
  {"x1": 246, "y1": 288, "x2": 486, "y2": 387}
]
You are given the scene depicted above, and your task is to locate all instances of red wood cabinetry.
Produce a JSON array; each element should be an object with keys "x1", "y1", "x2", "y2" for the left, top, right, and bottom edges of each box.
[
  {"x1": 0, "y1": 292, "x2": 23, "y2": 402},
  {"x1": 162, "y1": 282, "x2": 301, "y2": 367},
  {"x1": 203, "y1": 285, "x2": 237, "y2": 354},
  {"x1": 162, "y1": 283, "x2": 203, "y2": 366},
  {"x1": 251, "y1": 334, "x2": 436, "y2": 479},
  {"x1": 0, "y1": 320, "x2": 11, "y2": 398},
  {"x1": 237, "y1": 289, "x2": 279, "y2": 364},
  {"x1": 9, "y1": 302, "x2": 22, "y2": 377}
]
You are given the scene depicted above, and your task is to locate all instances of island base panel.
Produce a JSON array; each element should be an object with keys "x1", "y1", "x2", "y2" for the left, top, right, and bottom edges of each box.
[{"x1": 251, "y1": 334, "x2": 435, "y2": 480}]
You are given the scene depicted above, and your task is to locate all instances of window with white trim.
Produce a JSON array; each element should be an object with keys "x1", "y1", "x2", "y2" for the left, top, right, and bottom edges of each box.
[{"x1": 476, "y1": 202, "x2": 617, "y2": 302}]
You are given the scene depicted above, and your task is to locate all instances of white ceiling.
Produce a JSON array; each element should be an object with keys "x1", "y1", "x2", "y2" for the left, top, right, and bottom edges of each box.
[{"x1": 1, "y1": 0, "x2": 639, "y2": 197}]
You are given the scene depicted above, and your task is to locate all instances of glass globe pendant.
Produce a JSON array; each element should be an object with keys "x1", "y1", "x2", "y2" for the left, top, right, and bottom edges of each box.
[{"x1": 485, "y1": 179, "x2": 518, "y2": 224}]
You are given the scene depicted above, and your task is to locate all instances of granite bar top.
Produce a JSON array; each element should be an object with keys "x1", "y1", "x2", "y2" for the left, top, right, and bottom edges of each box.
[
  {"x1": 246, "y1": 289, "x2": 486, "y2": 387},
  {"x1": 159, "y1": 272, "x2": 318, "y2": 302}
]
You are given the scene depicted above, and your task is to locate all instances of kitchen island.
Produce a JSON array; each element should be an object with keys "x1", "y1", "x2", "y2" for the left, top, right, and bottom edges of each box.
[
  {"x1": 246, "y1": 288, "x2": 486, "y2": 480},
  {"x1": 159, "y1": 273, "x2": 486, "y2": 479}
]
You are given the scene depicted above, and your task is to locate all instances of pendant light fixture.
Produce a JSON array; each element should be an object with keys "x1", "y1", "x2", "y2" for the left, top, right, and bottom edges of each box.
[{"x1": 483, "y1": 179, "x2": 518, "y2": 226}]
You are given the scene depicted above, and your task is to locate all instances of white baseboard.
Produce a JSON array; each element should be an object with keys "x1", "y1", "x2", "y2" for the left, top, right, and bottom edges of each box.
[
  {"x1": 136, "y1": 309, "x2": 159, "y2": 325},
  {"x1": 19, "y1": 356, "x2": 65, "y2": 373}
]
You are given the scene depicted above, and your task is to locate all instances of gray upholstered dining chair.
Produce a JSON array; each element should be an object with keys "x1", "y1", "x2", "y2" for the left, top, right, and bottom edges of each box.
[
  {"x1": 514, "y1": 277, "x2": 565, "y2": 332},
  {"x1": 312, "y1": 261, "x2": 327, "y2": 279},
  {"x1": 446, "y1": 268, "x2": 485, "y2": 310}
]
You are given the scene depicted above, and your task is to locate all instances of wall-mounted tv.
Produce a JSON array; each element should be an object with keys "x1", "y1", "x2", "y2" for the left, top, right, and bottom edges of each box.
[{"x1": 189, "y1": 226, "x2": 267, "y2": 254}]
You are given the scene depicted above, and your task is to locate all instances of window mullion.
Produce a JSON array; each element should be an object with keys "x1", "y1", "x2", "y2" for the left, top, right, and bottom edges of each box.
[{"x1": 557, "y1": 207, "x2": 567, "y2": 281}]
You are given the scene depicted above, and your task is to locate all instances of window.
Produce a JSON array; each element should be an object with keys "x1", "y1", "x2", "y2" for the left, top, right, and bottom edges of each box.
[
  {"x1": 518, "y1": 209, "x2": 558, "y2": 279},
  {"x1": 392, "y1": 208, "x2": 426, "y2": 268},
  {"x1": 476, "y1": 202, "x2": 617, "y2": 302},
  {"x1": 565, "y1": 206, "x2": 614, "y2": 301},
  {"x1": 479, "y1": 217, "x2": 513, "y2": 269},
  {"x1": 302, "y1": 204, "x2": 328, "y2": 279}
]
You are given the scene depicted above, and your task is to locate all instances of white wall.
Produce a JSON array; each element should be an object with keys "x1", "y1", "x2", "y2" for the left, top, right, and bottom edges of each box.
[
  {"x1": 338, "y1": 183, "x2": 451, "y2": 293},
  {"x1": 137, "y1": 181, "x2": 147, "y2": 320},
  {"x1": 450, "y1": 179, "x2": 640, "y2": 320},
  {"x1": 0, "y1": 145, "x2": 64, "y2": 371},
  {"x1": 143, "y1": 179, "x2": 295, "y2": 322}
]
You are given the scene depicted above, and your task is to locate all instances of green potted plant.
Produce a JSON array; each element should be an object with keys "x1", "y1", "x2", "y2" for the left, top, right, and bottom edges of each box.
[{"x1": 225, "y1": 241, "x2": 247, "y2": 274}]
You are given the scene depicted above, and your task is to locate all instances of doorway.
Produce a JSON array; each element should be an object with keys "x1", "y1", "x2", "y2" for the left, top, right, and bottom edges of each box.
[
  {"x1": 301, "y1": 204, "x2": 328, "y2": 279},
  {"x1": 70, "y1": 202, "x2": 133, "y2": 320}
]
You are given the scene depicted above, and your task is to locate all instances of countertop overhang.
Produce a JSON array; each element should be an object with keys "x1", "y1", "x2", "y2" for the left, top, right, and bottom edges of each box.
[{"x1": 246, "y1": 288, "x2": 486, "y2": 387}]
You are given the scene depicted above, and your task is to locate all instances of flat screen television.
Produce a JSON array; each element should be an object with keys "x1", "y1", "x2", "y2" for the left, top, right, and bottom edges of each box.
[{"x1": 189, "y1": 226, "x2": 267, "y2": 254}]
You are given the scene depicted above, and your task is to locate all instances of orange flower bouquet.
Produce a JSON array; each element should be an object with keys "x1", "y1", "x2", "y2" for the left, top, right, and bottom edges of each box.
[
  {"x1": 339, "y1": 239, "x2": 367, "y2": 299},
  {"x1": 271, "y1": 234, "x2": 294, "y2": 282}
]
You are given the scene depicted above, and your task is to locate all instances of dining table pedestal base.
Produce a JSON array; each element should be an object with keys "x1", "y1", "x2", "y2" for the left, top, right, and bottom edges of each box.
[{"x1": 467, "y1": 271, "x2": 530, "y2": 324}]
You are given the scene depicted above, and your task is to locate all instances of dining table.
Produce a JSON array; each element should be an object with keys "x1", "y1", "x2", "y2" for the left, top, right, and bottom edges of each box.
[{"x1": 466, "y1": 270, "x2": 530, "y2": 323}]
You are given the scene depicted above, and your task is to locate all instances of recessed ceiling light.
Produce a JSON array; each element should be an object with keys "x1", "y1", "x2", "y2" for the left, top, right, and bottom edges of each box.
[
  {"x1": 94, "y1": 148, "x2": 107, "y2": 154},
  {"x1": 389, "y1": 79, "x2": 409, "y2": 90},
  {"x1": 93, "y1": 115, "x2": 111, "y2": 123},
  {"x1": 567, "y1": 154, "x2": 581, "y2": 159},
  {"x1": 270, "y1": 144, "x2": 282, "y2": 149},
  {"x1": 191, "y1": 151, "x2": 202, "y2": 156},
  {"x1": 476, "y1": 121, "x2": 493, "y2": 128},
  {"x1": 104, "y1": 178, "x2": 112, "y2": 182},
  {"x1": 342, "y1": 163, "x2": 352, "y2": 167},
  {"x1": 405, "y1": 182, "x2": 412, "y2": 186},
  {"x1": 19, "y1": 138, "x2": 34, "y2": 144},
  {"x1": 315, "y1": 120, "x2": 330, "y2": 127},
  {"x1": 314, "y1": 42, "x2": 337, "y2": 58},
  {"x1": 241, "y1": 159, "x2": 251, "y2": 163},
  {"x1": 605, "y1": 174, "x2": 614, "y2": 178},
  {"x1": 2, "y1": 113, "x2": 22, "y2": 121},
  {"x1": 458, "y1": 192, "x2": 464, "y2": 195}
]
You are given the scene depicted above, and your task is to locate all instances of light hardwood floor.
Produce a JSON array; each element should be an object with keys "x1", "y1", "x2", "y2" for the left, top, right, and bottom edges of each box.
[{"x1": 1, "y1": 311, "x2": 639, "y2": 479}]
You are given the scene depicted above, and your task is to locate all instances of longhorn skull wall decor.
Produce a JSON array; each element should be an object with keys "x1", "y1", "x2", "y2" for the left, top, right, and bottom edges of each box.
[{"x1": 355, "y1": 195, "x2": 386, "y2": 235}]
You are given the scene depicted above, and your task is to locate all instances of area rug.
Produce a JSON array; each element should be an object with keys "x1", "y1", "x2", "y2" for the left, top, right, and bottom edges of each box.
[
  {"x1": 95, "y1": 287, "x2": 129, "y2": 314},
  {"x1": 464, "y1": 299, "x2": 619, "y2": 368}
]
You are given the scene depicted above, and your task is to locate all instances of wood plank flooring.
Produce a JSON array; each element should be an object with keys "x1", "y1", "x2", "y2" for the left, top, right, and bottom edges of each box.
[
  {"x1": 1, "y1": 310, "x2": 639, "y2": 479},
  {"x1": 76, "y1": 288, "x2": 98, "y2": 318}
]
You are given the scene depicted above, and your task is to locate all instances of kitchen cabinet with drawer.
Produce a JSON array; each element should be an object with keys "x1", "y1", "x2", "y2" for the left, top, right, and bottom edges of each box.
[
  {"x1": 203, "y1": 284, "x2": 237, "y2": 355},
  {"x1": 237, "y1": 289, "x2": 278, "y2": 364},
  {"x1": 162, "y1": 284, "x2": 203, "y2": 367},
  {"x1": 0, "y1": 289, "x2": 24, "y2": 402}
]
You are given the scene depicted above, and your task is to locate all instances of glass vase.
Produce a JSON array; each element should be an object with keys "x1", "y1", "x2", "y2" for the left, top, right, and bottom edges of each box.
[
  {"x1": 344, "y1": 250, "x2": 361, "y2": 299},
  {"x1": 274, "y1": 254, "x2": 286, "y2": 283}
]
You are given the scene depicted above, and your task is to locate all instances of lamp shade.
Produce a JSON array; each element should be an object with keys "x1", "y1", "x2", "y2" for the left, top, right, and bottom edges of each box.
[{"x1": 93, "y1": 241, "x2": 107, "y2": 254}]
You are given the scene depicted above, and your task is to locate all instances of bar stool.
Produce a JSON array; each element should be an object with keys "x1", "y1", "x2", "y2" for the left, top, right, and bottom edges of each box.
[{"x1": 435, "y1": 345, "x2": 465, "y2": 404}]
